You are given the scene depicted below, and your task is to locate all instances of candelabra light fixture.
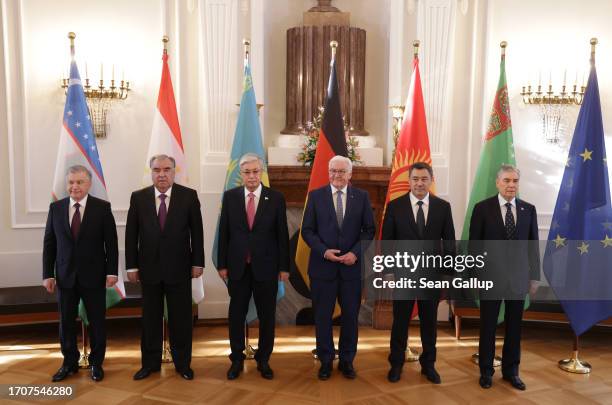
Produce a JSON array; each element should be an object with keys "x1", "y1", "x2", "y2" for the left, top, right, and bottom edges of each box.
[
  {"x1": 520, "y1": 63, "x2": 588, "y2": 144},
  {"x1": 61, "y1": 62, "x2": 130, "y2": 139}
]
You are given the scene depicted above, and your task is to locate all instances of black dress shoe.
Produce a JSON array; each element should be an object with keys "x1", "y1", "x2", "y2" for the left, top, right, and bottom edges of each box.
[
  {"x1": 177, "y1": 367, "x2": 194, "y2": 380},
  {"x1": 387, "y1": 366, "x2": 402, "y2": 383},
  {"x1": 503, "y1": 375, "x2": 526, "y2": 391},
  {"x1": 318, "y1": 362, "x2": 332, "y2": 381},
  {"x1": 338, "y1": 361, "x2": 356, "y2": 379},
  {"x1": 227, "y1": 361, "x2": 244, "y2": 380},
  {"x1": 479, "y1": 375, "x2": 493, "y2": 389},
  {"x1": 256, "y1": 362, "x2": 274, "y2": 380},
  {"x1": 133, "y1": 367, "x2": 160, "y2": 381},
  {"x1": 52, "y1": 365, "x2": 78, "y2": 382},
  {"x1": 91, "y1": 365, "x2": 104, "y2": 381},
  {"x1": 421, "y1": 367, "x2": 441, "y2": 384}
]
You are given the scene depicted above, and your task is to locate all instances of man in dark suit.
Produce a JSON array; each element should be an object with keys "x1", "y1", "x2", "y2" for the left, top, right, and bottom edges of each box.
[
  {"x1": 126, "y1": 154, "x2": 204, "y2": 381},
  {"x1": 469, "y1": 164, "x2": 540, "y2": 391},
  {"x1": 302, "y1": 155, "x2": 375, "y2": 380},
  {"x1": 43, "y1": 165, "x2": 118, "y2": 382},
  {"x1": 217, "y1": 153, "x2": 289, "y2": 381},
  {"x1": 382, "y1": 162, "x2": 455, "y2": 384}
]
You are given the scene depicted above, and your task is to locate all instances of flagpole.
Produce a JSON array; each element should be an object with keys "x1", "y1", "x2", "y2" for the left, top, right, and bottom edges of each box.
[
  {"x1": 413, "y1": 39, "x2": 419, "y2": 59},
  {"x1": 159, "y1": 34, "x2": 174, "y2": 364}
]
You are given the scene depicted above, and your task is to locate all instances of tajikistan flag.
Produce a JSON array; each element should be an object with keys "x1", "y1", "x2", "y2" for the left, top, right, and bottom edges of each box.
[{"x1": 145, "y1": 44, "x2": 205, "y2": 304}]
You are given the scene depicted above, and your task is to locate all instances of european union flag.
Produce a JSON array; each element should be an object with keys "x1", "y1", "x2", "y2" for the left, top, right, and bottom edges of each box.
[
  {"x1": 211, "y1": 61, "x2": 284, "y2": 322},
  {"x1": 543, "y1": 61, "x2": 612, "y2": 336}
]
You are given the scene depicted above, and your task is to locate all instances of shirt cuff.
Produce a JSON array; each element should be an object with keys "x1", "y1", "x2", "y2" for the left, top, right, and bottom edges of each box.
[
  {"x1": 126, "y1": 268, "x2": 139, "y2": 272},
  {"x1": 107, "y1": 275, "x2": 118, "y2": 279},
  {"x1": 192, "y1": 266, "x2": 204, "y2": 270}
]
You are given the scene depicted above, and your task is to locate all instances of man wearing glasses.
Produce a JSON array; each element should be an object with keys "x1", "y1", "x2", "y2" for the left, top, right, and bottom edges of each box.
[
  {"x1": 302, "y1": 155, "x2": 376, "y2": 380},
  {"x1": 217, "y1": 153, "x2": 290, "y2": 380}
]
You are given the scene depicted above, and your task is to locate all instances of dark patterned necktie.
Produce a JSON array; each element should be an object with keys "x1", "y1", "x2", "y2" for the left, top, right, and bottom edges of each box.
[
  {"x1": 158, "y1": 194, "x2": 167, "y2": 230},
  {"x1": 416, "y1": 201, "x2": 425, "y2": 239},
  {"x1": 336, "y1": 190, "x2": 344, "y2": 227},
  {"x1": 505, "y1": 202, "x2": 516, "y2": 240},
  {"x1": 71, "y1": 202, "x2": 81, "y2": 239}
]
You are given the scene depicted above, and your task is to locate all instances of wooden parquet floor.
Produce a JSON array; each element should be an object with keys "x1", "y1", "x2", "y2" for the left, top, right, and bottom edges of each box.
[{"x1": 1, "y1": 320, "x2": 611, "y2": 404}]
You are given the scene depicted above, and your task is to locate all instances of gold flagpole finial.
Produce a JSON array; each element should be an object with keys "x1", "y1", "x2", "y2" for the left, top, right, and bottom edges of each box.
[
  {"x1": 243, "y1": 38, "x2": 251, "y2": 65},
  {"x1": 162, "y1": 36, "x2": 169, "y2": 54},
  {"x1": 500, "y1": 41, "x2": 507, "y2": 59},
  {"x1": 413, "y1": 40, "x2": 420, "y2": 58},
  {"x1": 590, "y1": 37, "x2": 598, "y2": 65},
  {"x1": 330, "y1": 40, "x2": 338, "y2": 60},
  {"x1": 68, "y1": 32, "x2": 76, "y2": 46}
]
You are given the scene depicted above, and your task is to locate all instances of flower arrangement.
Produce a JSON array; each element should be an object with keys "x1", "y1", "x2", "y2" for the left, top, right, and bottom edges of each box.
[{"x1": 297, "y1": 106, "x2": 362, "y2": 167}]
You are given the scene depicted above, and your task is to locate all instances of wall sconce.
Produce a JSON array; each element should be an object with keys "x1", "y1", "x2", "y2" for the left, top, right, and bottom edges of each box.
[
  {"x1": 520, "y1": 72, "x2": 584, "y2": 144},
  {"x1": 61, "y1": 63, "x2": 130, "y2": 138}
]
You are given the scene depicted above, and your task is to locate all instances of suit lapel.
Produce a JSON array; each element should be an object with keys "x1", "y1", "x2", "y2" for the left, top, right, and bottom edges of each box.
[
  {"x1": 78, "y1": 197, "x2": 93, "y2": 239},
  {"x1": 341, "y1": 186, "x2": 355, "y2": 231},
  {"x1": 252, "y1": 186, "x2": 269, "y2": 229},
  {"x1": 163, "y1": 185, "x2": 180, "y2": 232},
  {"x1": 324, "y1": 186, "x2": 340, "y2": 231},
  {"x1": 62, "y1": 198, "x2": 72, "y2": 239},
  {"x1": 404, "y1": 194, "x2": 420, "y2": 238},
  {"x1": 147, "y1": 186, "x2": 160, "y2": 232},
  {"x1": 491, "y1": 196, "x2": 506, "y2": 237}
]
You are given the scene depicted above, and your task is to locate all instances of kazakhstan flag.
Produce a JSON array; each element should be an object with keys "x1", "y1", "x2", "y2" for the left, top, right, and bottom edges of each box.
[{"x1": 212, "y1": 62, "x2": 284, "y2": 322}]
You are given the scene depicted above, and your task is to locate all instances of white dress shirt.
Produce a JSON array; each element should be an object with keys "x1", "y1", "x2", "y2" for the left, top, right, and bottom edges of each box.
[
  {"x1": 330, "y1": 184, "x2": 348, "y2": 218},
  {"x1": 498, "y1": 194, "x2": 517, "y2": 225},
  {"x1": 409, "y1": 192, "x2": 430, "y2": 223},
  {"x1": 69, "y1": 194, "x2": 88, "y2": 224},
  {"x1": 244, "y1": 183, "x2": 262, "y2": 213},
  {"x1": 155, "y1": 186, "x2": 172, "y2": 213}
]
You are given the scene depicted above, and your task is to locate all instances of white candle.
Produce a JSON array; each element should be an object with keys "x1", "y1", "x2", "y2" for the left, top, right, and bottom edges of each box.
[
  {"x1": 85, "y1": 62, "x2": 88, "y2": 79},
  {"x1": 563, "y1": 69, "x2": 567, "y2": 86},
  {"x1": 100, "y1": 63, "x2": 103, "y2": 81},
  {"x1": 112, "y1": 64, "x2": 115, "y2": 81}
]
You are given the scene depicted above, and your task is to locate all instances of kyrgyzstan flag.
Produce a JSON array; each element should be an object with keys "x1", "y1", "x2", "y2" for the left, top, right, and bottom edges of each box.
[
  {"x1": 145, "y1": 42, "x2": 204, "y2": 304},
  {"x1": 380, "y1": 46, "x2": 433, "y2": 319},
  {"x1": 295, "y1": 43, "x2": 348, "y2": 293}
]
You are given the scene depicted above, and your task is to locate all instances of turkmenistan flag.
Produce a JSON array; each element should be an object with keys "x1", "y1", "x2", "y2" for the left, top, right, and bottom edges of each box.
[
  {"x1": 211, "y1": 58, "x2": 284, "y2": 322},
  {"x1": 461, "y1": 43, "x2": 528, "y2": 321}
]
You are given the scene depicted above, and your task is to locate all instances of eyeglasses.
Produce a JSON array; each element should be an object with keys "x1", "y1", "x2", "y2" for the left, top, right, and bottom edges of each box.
[
  {"x1": 241, "y1": 169, "x2": 261, "y2": 176},
  {"x1": 329, "y1": 169, "x2": 348, "y2": 175}
]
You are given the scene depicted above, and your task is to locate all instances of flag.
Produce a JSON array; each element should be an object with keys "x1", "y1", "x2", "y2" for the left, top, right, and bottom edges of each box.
[
  {"x1": 381, "y1": 54, "x2": 433, "y2": 232},
  {"x1": 380, "y1": 54, "x2": 433, "y2": 319},
  {"x1": 460, "y1": 46, "x2": 527, "y2": 322},
  {"x1": 52, "y1": 40, "x2": 125, "y2": 324},
  {"x1": 295, "y1": 47, "x2": 348, "y2": 301},
  {"x1": 147, "y1": 47, "x2": 204, "y2": 304},
  {"x1": 543, "y1": 57, "x2": 612, "y2": 336},
  {"x1": 211, "y1": 57, "x2": 284, "y2": 323}
]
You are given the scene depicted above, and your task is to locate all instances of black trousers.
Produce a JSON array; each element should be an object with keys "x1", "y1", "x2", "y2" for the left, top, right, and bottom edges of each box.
[
  {"x1": 228, "y1": 264, "x2": 278, "y2": 363},
  {"x1": 311, "y1": 277, "x2": 361, "y2": 364},
  {"x1": 140, "y1": 279, "x2": 192, "y2": 371},
  {"x1": 388, "y1": 299, "x2": 439, "y2": 369},
  {"x1": 57, "y1": 284, "x2": 106, "y2": 367},
  {"x1": 479, "y1": 299, "x2": 524, "y2": 377}
]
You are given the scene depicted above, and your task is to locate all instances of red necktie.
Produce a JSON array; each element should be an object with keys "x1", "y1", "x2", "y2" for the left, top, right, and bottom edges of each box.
[
  {"x1": 71, "y1": 202, "x2": 81, "y2": 239},
  {"x1": 246, "y1": 192, "x2": 255, "y2": 263}
]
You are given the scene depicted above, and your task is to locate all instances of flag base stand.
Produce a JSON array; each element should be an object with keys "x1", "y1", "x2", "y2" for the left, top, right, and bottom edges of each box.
[
  {"x1": 161, "y1": 319, "x2": 173, "y2": 363},
  {"x1": 471, "y1": 353, "x2": 502, "y2": 367},
  {"x1": 244, "y1": 344, "x2": 257, "y2": 360},
  {"x1": 405, "y1": 347, "x2": 419, "y2": 362},
  {"x1": 78, "y1": 320, "x2": 90, "y2": 369},
  {"x1": 559, "y1": 351, "x2": 591, "y2": 374},
  {"x1": 244, "y1": 323, "x2": 257, "y2": 360},
  {"x1": 311, "y1": 349, "x2": 339, "y2": 360}
]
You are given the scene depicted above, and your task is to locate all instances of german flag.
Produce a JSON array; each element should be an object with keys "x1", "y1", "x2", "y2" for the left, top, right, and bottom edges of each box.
[{"x1": 295, "y1": 41, "x2": 348, "y2": 296}]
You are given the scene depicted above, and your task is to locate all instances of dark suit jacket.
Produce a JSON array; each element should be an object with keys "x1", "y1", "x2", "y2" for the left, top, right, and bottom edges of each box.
[
  {"x1": 301, "y1": 184, "x2": 376, "y2": 281},
  {"x1": 43, "y1": 195, "x2": 118, "y2": 289},
  {"x1": 125, "y1": 183, "x2": 205, "y2": 285},
  {"x1": 217, "y1": 185, "x2": 289, "y2": 281},
  {"x1": 382, "y1": 193, "x2": 456, "y2": 254},
  {"x1": 469, "y1": 195, "x2": 540, "y2": 294}
]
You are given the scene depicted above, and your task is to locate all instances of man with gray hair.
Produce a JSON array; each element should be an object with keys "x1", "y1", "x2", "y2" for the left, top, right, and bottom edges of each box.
[
  {"x1": 126, "y1": 154, "x2": 204, "y2": 381},
  {"x1": 43, "y1": 165, "x2": 118, "y2": 382},
  {"x1": 217, "y1": 153, "x2": 289, "y2": 380},
  {"x1": 302, "y1": 155, "x2": 375, "y2": 380},
  {"x1": 469, "y1": 164, "x2": 540, "y2": 391}
]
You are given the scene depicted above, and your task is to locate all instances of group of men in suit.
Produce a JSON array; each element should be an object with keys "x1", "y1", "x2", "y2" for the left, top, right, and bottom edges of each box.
[{"x1": 43, "y1": 154, "x2": 539, "y2": 391}]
